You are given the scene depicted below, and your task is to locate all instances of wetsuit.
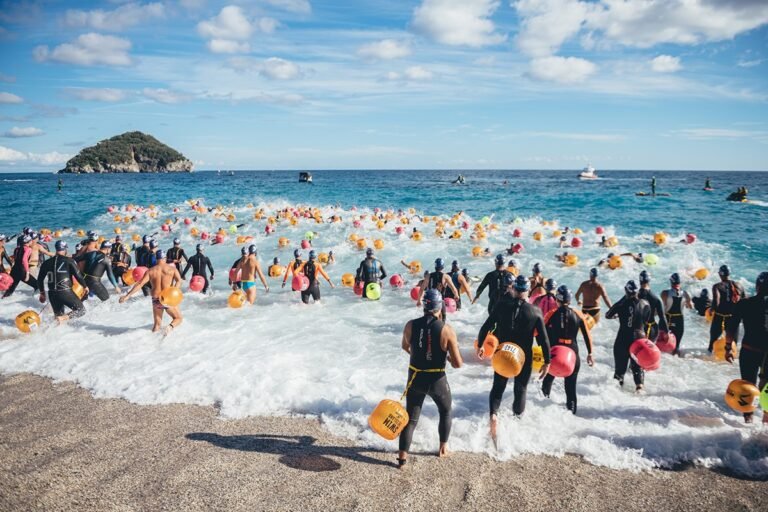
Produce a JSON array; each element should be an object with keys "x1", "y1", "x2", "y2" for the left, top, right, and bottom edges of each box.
[
  {"x1": 230, "y1": 257, "x2": 244, "y2": 290},
  {"x1": 76, "y1": 251, "x2": 118, "y2": 301},
  {"x1": 478, "y1": 294, "x2": 550, "y2": 416},
  {"x1": 399, "y1": 315, "x2": 452, "y2": 453},
  {"x1": 692, "y1": 293, "x2": 711, "y2": 317},
  {"x1": 110, "y1": 242, "x2": 125, "y2": 260},
  {"x1": 111, "y1": 251, "x2": 132, "y2": 285},
  {"x1": 37, "y1": 254, "x2": 86, "y2": 318},
  {"x1": 639, "y1": 288, "x2": 668, "y2": 341},
  {"x1": 296, "y1": 260, "x2": 331, "y2": 304},
  {"x1": 709, "y1": 280, "x2": 746, "y2": 351},
  {"x1": 182, "y1": 253, "x2": 214, "y2": 293},
  {"x1": 533, "y1": 292, "x2": 558, "y2": 319},
  {"x1": 134, "y1": 245, "x2": 156, "y2": 296},
  {"x1": 282, "y1": 258, "x2": 304, "y2": 287},
  {"x1": 425, "y1": 270, "x2": 449, "y2": 317},
  {"x1": 475, "y1": 269, "x2": 512, "y2": 314},
  {"x1": 2, "y1": 245, "x2": 37, "y2": 297},
  {"x1": 606, "y1": 296, "x2": 651, "y2": 387},
  {"x1": 357, "y1": 257, "x2": 386, "y2": 300},
  {"x1": 731, "y1": 294, "x2": 768, "y2": 417},
  {"x1": 444, "y1": 270, "x2": 462, "y2": 310},
  {"x1": 167, "y1": 246, "x2": 188, "y2": 273},
  {"x1": 663, "y1": 288, "x2": 690, "y2": 352},
  {"x1": 541, "y1": 306, "x2": 593, "y2": 414}
]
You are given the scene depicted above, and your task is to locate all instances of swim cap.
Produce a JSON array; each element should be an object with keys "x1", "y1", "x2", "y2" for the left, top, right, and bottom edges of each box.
[
  {"x1": 423, "y1": 288, "x2": 443, "y2": 313},
  {"x1": 309, "y1": 250, "x2": 316, "y2": 260},
  {"x1": 273, "y1": 257, "x2": 279, "y2": 264},
  {"x1": 173, "y1": 238, "x2": 180, "y2": 245},
  {"x1": 590, "y1": 267, "x2": 598, "y2": 278},
  {"x1": 248, "y1": 244, "x2": 257, "y2": 255},
  {"x1": 328, "y1": 251, "x2": 333, "y2": 256},
  {"x1": 294, "y1": 249, "x2": 301, "y2": 258},
  {"x1": 508, "y1": 259, "x2": 517, "y2": 268},
  {"x1": 435, "y1": 258, "x2": 444, "y2": 270},
  {"x1": 75, "y1": 243, "x2": 82, "y2": 251},
  {"x1": 55, "y1": 240, "x2": 68, "y2": 252},
  {"x1": 545, "y1": 278, "x2": 557, "y2": 292},
  {"x1": 22, "y1": 227, "x2": 30, "y2": 235},
  {"x1": 514, "y1": 274, "x2": 529, "y2": 291},
  {"x1": 156, "y1": 249, "x2": 165, "y2": 261},
  {"x1": 607, "y1": 253, "x2": 615, "y2": 259},
  {"x1": 718, "y1": 264, "x2": 730, "y2": 277},
  {"x1": 241, "y1": 247, "x2": 247, "y2": 255},
  {"x1": 700, "y1": 289, "x2": 709, "y2": 297},
  {"x1": 461, "y1": 268, "x2": 468, "y2": 277},
  {"x1": 555, "y1": 285, "x2": 571, "y2": 304},
  {"x1": 495, "y1": 254, "x2": 505, "y2": 265},
  {"x1": 29, "y1": 231, "x2": 38, "y2": 240},
  {"x1": 639, "y1": 270, "x2": 650, "y2": 284},
  {"x1": 115, "y1": 235, "x2": 122, "y2": 241},
  {"x1": 196, "y1": 244, "x2": 204, "y2": 252},
  {"x1": 625, "y1": 280, "x2": 639, "y2": 295},
  {"x1": 0, "y1": 234, "x2": 6, "y2": 242},
  {"x1": 21, "y1": 235, "x2": 31, "y2": 244},
  {"x1": 100, "y1": 241, "x2": 112, "y2": 250},
  {"x1": 669, "y1": 273, "x2": 681, "y2": 285},
  {"x1": 150, "y1": 240, "x2": 159, "y2": 249},
  {"x1": 87, "y1": 230, "x2": 96, "y2": 237},
  {"x1": 143, "y1": 235, "x2": 152, "y2": 243},
  {"x1": 532, "y1": 263, "x2": 541, "y2": 274},
  {"x1": 89, "y1": 233, "x2": 99, "y2": 242},
  {"x1": 451, "y1": 260, "x2": 459, "y2": 270},
  {"x1": 366, "y1": 248, "x2": 374, "y2": 257},
  {"x1": 756, "y1": 272, "x2": 768, "y2": 294}
]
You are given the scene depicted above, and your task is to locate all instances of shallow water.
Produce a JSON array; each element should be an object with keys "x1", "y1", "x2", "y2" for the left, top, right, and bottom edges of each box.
[{"x1": 0, "y1": 169, "x2": 766, "y2": 477}]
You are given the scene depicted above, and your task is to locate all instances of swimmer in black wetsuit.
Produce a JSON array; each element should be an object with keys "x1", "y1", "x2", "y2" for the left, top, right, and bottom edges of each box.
[
  {"x1": 77, "y1": 241, "x2": 121, "y2": 301},
  {"x1": 472, "y1": 254, "x2": 512, "y2": 314},
  {"x1": 638, "y1": 270, "x2": 668, "y2": 341},
  {"x1": 709, "y1": 265, "x2": 747, "y2": 352},
  {"x1": 398, "y1": 289, "x2": 463, "y2": 467},
  {"x1": 110, "y1": 235, "x2": 126, "y2": 260},
  {"x1": 541, "y1": 285, "x2": 594, "y2": 414},
  {"x1": 2, "y1": 235, "x2": 38, "y2": 298},
  {"x1": 606, "y1": 280, "x2": 652, "y2": 391},
  {"x1": 167, "y1": 238, "x2": 189, "y2": 273},
  {"x1": 417, "y1": 258, "x2": 459, "y2": 316},
  {"x1": 727, "y1": 272, "x2": 768, "y2": 424},
  {"x1": 444, "y1": 260, "x2": 472, "y2": 311},
  {"x1": 37, "y1": 240, "x2": 87, "y2": 323},
  {"x1": 477, "y1": 274, "x2": 550, "y2": 440},
  {"x1": 660, "y1": 273, "x2": 692, "y2": 354},
  {"x1": 230, "y1": 247, "x2": 247, "y2": 290},
  {"x1": 182, "y1": 244, "x2": 214, "y2": 293},
  {"x1": 356, "y1": 248, "x2": 387, "y2": 300},
  {"x1": 692, "y1": 289, "x2": 711, "y2": 317}
]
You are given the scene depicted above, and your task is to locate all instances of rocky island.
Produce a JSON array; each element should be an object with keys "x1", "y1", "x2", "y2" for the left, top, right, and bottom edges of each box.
[{"x1": 58, "y1": 131, "x2": 193, "y2": 174}]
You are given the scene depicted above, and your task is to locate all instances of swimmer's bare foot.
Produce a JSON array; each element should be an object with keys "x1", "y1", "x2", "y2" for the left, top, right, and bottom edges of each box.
[
  {"x1": 162, "y1": 325, "x2": 174, "y2": 337},
  {"x1": 438, "y1": 443, "x2": 450, "y2": 458},
  {"x1": 490, "y1": 414, "x2": 498, "y2": 447}
]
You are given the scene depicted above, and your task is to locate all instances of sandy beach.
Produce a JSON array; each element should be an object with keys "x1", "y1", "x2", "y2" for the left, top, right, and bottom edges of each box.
[{"x1": 1, "y1": 373, "x2": 766, "y2": 512}]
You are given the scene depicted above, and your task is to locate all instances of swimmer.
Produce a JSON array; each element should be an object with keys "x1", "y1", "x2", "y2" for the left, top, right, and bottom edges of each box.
[
  {"x1": 167, "y1": 238, "x2": 189, "y2": 273},
  {"x1": 596, "y1": 253, "x2": 615, "y2": 268},
  {"x1": 281, "y1": 249, "x2": 304, "y2": 289},
  {"x1": 417, "y1": 258, "x2": 460, "y2": 316},
  {"x1": 638, "y1": 271, "x2": 669, "y2": 342},
  {"x1": 0, "y1": 234, "x2": 13, "y2": 273},
  {"x1": 230, "y1": 247, "x2": 247, "y2": 290},
  {"x1": 506, "y1": 259, "x2": 519, "y2": 276},
  {"x1": 558, "y1": 236, "x2": 568, "y2": 248},
  {"x1": 120, "y1": 249, "x2": 183, "y2": 335},
  {"x1": 356, "y1": 248, "x2": 387, "y2": 300},
  {"x1": 237, "y1": 245, "x2": 269, "y2": 304},
  {"x1": 472, "y1": 254, "x2": 512, "y2": 314},
  {"x1": 620, "y1": 252, "x2": 644, "y2": 263},
  {"x1": 110, "y1": 235, "x2": 126, "y2": 260},
  {"x1": 398, "y1": 289, "x2": 462, "y2": 467},
  {"x1": 444, "y1": 260, "x2": 473, "y2": 310},
  {"x1": 692, "y1": 289, "x2": 711, "y2": 317},
  {"x1": 541, "y1": 285, "x2": 594, "y2": 414},
  {"x1": 726, "y1": 272, "x2": 768, "y2": 423},
  {"x1": 76, "y1": 241, "x2": 121, "y2": 301},
  {"x1": 651, "y1": 176, "x2": 657, "y2": 196},
  {"x1": 37, "y1": 240, "x2": 87, "y2": 323},
  {"x1": 2, "y1": 235, "x2": 38, "y2": 298},
  {"x1": 327, "y1": 251, "x2": 336, "y2": 265},
  {"x1": 660, "y1": 273, "x2": 692, "y2": 355},
  {"x1": 181, "y1": 244, "x2": 214, "y2": 294},
  {"x1": 28, "y1": 233, "x2": 54, "y2": 279},
  {"x1": 606, "y1": 281, "x2": 651, "y2": 391},
  {"x1": 708, "y1": 265, "x2": 747, "y2": 353},
  {"x1": 533, "y1": 278, "x2": 558, "y2": 318},
  {"x1": 111, "y1": 241, "x2": 132, "y2": 285},
  {"x1": 477, "y1": 274, "x2": 550, "y2": 440},
  {"x1": 267, "y1": 257, "x2": 282, "y2": 278},
  {"x1": 529, "y1": 263, "x2": 545, "y2": 298},
  {"x1": 294, "y1": 250, "x2": 334, "y2": 304},
  {"x1": 574, "y1": 268, "x2": 612, "y2": 321}
]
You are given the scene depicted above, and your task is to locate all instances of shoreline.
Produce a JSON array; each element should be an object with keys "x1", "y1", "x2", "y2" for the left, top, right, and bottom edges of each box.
[{"x1": 1, "y1": 373, "x2": 766, "y2": 512}]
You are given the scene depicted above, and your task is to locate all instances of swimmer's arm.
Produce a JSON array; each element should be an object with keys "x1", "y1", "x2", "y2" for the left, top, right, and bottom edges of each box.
[
  {"x1": 121, "y1": 273, "x2": 150, "y2": 301},
  {"x1": 443, "y1": 324, "x2": 463, "y2": 369},
  {"x1": 172, "y1": 268, "x2": 182, "y2": 287},
  {"x1": 473, "y1": 274, "x2": 491, "y2": 303},
  {"x1": 105, "y1": 261, "x2": 119, "y2": 288},
  {"x1": 579, "y1": 316, "x2": 594, "y2": 358},
  {"x1": 446, "y1": 276, "x2": 459, "y2": 299},
  {"x1": 255, "y1": 263, "x2": 268, "y2": 289},
  {"x1": 68, "y1": 259, "x2": 88, "y2": 289},
  {"x1": 600, "y1": 284, "x2": 612, "y2": 308},
  {"x1": 684, "y1": 291, "x2": 693, "y2": 309},
  {"x1": 656, "y1": 299, "x2": 669, "y2": 331},
  {"x1": 205, "y1": 257, "x2": 214, "y2": 278},
  {"x1": 318, "y1": 265, "x2": 334, "y2": 287},
  {"x1": 574, "y1": 283, "x2": 584, "y2": 304},
  {"x1": 378, "y1": 262, "x2": 386, "y2": 279},
  {"x1": 711, "y1": 285, "x2": 720, "y2": 310},
  {"x1": 534, "y1": 313, "x2": 551, "y2": 366},
  {"x1": 181, "y1": 260, "x2": 192, "y2": 279},
  {"x1": 605, "y1": 298, "x2": 622, "y2": 319},
  {"x1": 460, "y1": 275, "x2": 474, "y2": 302},
  {"x1": 281, "y1": 263, "x2": 292, "y2": 284},
  {"x1": 401, "y1": 321, "x2": 412, "y2": 354}
]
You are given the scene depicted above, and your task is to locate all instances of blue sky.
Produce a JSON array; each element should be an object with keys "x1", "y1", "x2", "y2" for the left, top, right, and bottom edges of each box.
[{"x1": 0, "y1": 0, "x2": 767, "y2": 171}]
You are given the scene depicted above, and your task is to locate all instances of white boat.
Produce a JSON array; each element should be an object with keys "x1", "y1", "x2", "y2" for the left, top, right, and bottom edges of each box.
[
  {"x1": 299, "y1": 172, "x2": 313, "y2": 183},
  {"x1": 578, "y1": 164, "x2": 598, "y2": 180}
]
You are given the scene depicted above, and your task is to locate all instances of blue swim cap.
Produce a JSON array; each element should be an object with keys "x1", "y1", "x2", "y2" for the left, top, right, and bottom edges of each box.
[
  {"x1": 507, "y1": 259, "x2": 517, "y2": 268},
  {"x1": 514, "y1": 275, "x2": 529, "y2": 291},
  {"x1": 248, "y1": 244, "x2": 257, "y2": 255},
  {"x1": 719, "y1": 264, "x2": 730, "y2": 277},
  {"x1": 545, "y1": 278, "x2": 557, "y2": 292},
  {"x1": 532, "y1": 263, "x2": 542, "y2": 274},
  {"x1": 435, "y1": 258, "x2": 444, "y2": 270},
  {"x1": 590, "y1": 267, "x2": 598, "y2": 278},
  {"x1": 309, "y1": 250, "x2": 316, "y2": 260},
  {"x1": 156, "y1": 249, "x2": 165, "y2": 260},
  {"x1": 55, "y1": 240, "x2": 68, "y2": 252},
  {"x1": 625, "y1": 280, "x2": 639, "y2": 295},
  {"x1": 149, "y1": 240, "x2": 159, "y2": 249},
  {"x1": 241, "y1": 247, "x2": 247, "y2": 255},
  {"x1": 366, "y1": 248, "x2": 374, "y2": 256},
  {"x1": 639, "y1": 270, "x2": 650, "y2": 284},
  {"x1": 670, "y1": 273, "x2": 681, "y2": 285},
  {"x1": 100, "y1": 241, "x2": 112, "y2": 250},
  {"x1": 143, "y1": 235, "x2": 152, "y2": 243},
  {"x1": 555, "y1": 285, "x2": 571, "y2": 304},
  {"x1": 294, "y1": 249, "x2": 301, "y2": 258},
  {"x1": 173, "y1": 238, "x2": 180, "y2": 245},
  {"x1": 495, "y1": 254, "x2": 505, "y2": 265},
  {"x1": 423, "y1": 288, "x2": 443, "y2": 313},
  {"x1": 88, "y1": 233, "x2": 98, "y2": 242}
]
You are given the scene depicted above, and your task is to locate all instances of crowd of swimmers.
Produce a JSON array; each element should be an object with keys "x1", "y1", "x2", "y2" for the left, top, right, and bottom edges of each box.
[{"x1": 1, "y1": 214, "x2": 766, "y2": 467}]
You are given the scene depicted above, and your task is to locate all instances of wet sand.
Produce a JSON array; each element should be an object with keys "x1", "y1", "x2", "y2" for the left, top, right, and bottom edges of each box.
[{"x1": 1, "y1": 373, "x2": 766, "y2": 512}]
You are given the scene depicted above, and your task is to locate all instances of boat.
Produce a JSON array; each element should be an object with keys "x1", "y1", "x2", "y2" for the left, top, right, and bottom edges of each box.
[
  {"x1": 452, "y1": 174, "x2": 466, "y2": 185},
  {"x1": 299, "y1": 172, "x2": 312, "y2": 183},
  {"x1": 578, "y1": 164, "x2": 598, "y2": 180}
]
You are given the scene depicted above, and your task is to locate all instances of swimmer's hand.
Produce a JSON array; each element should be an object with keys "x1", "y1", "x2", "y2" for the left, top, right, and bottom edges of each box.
[
  {"x1": 725, "y1": 344, "x2": 734, "y2": 364},
  {"x1": 587, "y1": 354, "x2": 594, "y2": 367},
  {"x1": 38, "y1": 292, "x2": 46, "y2": 303},
  {"x1": 477, "y1": 348, "x2": 485, "y2": 360},
  {"x1": 538, "y1": 363, "x2": 550, "y2": 380},
  {"x1": 119, "y1": 295, "x2": 128, "y2": 304},
  {"x1": 281, "y1": 282, "x2": 286, "y2": 288}
]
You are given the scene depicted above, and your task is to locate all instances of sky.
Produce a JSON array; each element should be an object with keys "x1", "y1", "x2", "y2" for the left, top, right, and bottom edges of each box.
[{"x1": 0, "y1": 0, "x2": 767, "y2": 172}]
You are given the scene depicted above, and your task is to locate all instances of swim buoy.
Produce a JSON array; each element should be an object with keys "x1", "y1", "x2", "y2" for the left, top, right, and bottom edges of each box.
[
  {"x1": 368, "y1": 399, "x2": 409, "y2": 440},
  {"x1": 411, "y1": 232, "x2": 422, "y2": 241},
  {"x1": 492, "y1": 343, "x2": 525, "y2": 378},
  {"x1": 189, "y1": 275, "x2": 205, "y2": 292},
  {"x1": 532, "y1": 345, "x2": 544, "y2": 371},
  {"x1": 583, "y1": 314, "x2": 596, "y2": 330},
  {"x1": 444, "y1": 297, "x2": 457, "y2": 313},
  {"x1": 215, "y1": 234, "x2": 225, "y2": 244},
  {"x1": 724, "y1": 379, "x2": 760, "y2": 413},
  {"x1": 564, "y1": 254, "x2": 579, "y2": 267},
  {"x1": 471, "y1": 246, "x2": 483, "y2": 257},
  {"x1": 450, "y1": 230, "x2": 462, "y2": 239},
  {"x1": 408, "y1": 261, "x2": 422, "y2": 274},
  {"x1": 341, "y1": 273, "x2": 355, "y2": 287},
  {"x1": 201, "y1": 232, "x2": 209, "y2": 240},
  {"x1": 512, "y1": 228, "x2": 522, "y2": 238},
  {"x1": 686, "y1": 233, "x2": 697, "y2": 244},
  {"x1": 410, "y1": 286, "x2": 420, "y2": 301},
  {"x1": 15, "y1": 310, "x2": 41, "y2": 333},
  {"x1": 571, "y1": 237, "x2": 582, "y2": 248},
  {"x1": 761, "y1": 383, "x2": 768, "y2": 412},
  {"x1": 269, "y1": 265, "x2": 284, "y2": 278},
  {"x1": 655, "y1": 331, "x2": 676, "y2": 354},
  {"x1": 229, "y1": 224, "x2": 238, "y2": 234},
  {"x1": 629, "y1": 338, "x2": 661, "y2": 370},
  {"x1": 374, "y1": 239, "x2": 384, "y2": 250},
  {"x1": 694, "y1": 268, "x2": 709, "y2": 280},
  {"x1": 389, "y1": 274, "x2": 404, "y2": 288},
  {"x1": 644, "y1": 254, "x2": 659, "y2": 266},
  {"x1": 395, "y1": 226, "x2": 405, "y2": 235},
  {"x1": 606, "y1": 236, "x2": 619, "y2": 247},
  {"x1": 356, "y1": 238, "x2": 367, "y2": 250},
  {"x1": 160, "y1": 287, "x2": 183, "y2": 307},
  {"x1": 71, "y1": 280, "x2": 86, "y2": 299},
  {"x1": 228, "y1": 290, "x2": 246, "y2": 308},
  {"x1": 353, "y1": 281, "x2": 364, "y2": 296},
  {"x1": 473, "y1": 333, "x2": 499, "y2": 359},
  {"x1": 278, "y1": 237, "x2": 289, "y2": 248},
  {"x1": 318, "y1": 252, "x2": 329, "y2": 264},
  {"x1": 511, "y1": 243, "x2": 524, "y2": 254},
  {"x1": 132, "y1": 266, "x2": 148, "y2": 283},
  {"x1": 712, "y1": 336, "x2": 738, "y2": 361},
  {"x1": 0, "y1": 273, "x2": 13, "y2": 291},
  {"x1": 548, "y1": 345, "x2": 576, "y2": 377},
  {"x1": 184, "y1": 218, "x2": 192, "y2": 225},
  {"x1": 229, "y1": 268, "x2": 241, "y2": 283},
  {"x1": 553, "y1": 230, "x2": 562, "y2": 238},
  {"x1": 122, "y1": 269, "x2": 135, "y2": 286},
  {"x1": 533, "y1": 231, "x2": 543, "y2": 241},
  {"x1": 573, "y1": 228, "x2": 582, "y2": 235},
  {"x1": 292, "y1": 275, "x2": 310, "y2": 292},
  {"x1": 301, "y1": 239, "x2": 311, "y2": 249},
  {"x1": 376, "y1": 220, "x2": 385, "y2": 230},
  {"x1": 608, "y1": 255, "x2": 623, "y2": 270},
  {"x1": 365, "y1": 282, "x2": 381, "y2": 300},
  {"x1": 653, "y1": 232, "x2": 667, "y2": 245}
]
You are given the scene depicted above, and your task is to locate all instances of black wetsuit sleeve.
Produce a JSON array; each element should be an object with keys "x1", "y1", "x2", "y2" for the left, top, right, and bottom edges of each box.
[
  {"x1": 205, "y1": 256, "x2": 214, "y2": 277},
  {"x1": 475, "y1": 273, "x2": 491, "y2": 298},
  {"x1": 74, "y1": 253, "x2": 86, "y2": 263},
  {"x1": 105, "y1": 259, "x2": 118, "y2": 287},
  {"x1": 69, "y1": 259, "x2": 87, "y2": 288},
  {"x1": 231, "y1": 259, "x2": 240, "y2": 270},
  {"x1": 357, "y1": 261, "x2": 365, "y2": 281},
  {"x1": 180, "y1": 249, "x2": 188, "y2": 264},
  {"x1": 606, "y1": 297, "x2": 624, "y2": 319},
  {"x1": 654, "y1": 297, "x2": 669, "y2": 331},
  {"x1": 181, "y1": 259, "x2": 192, "y2": 279},
  {"x1": 578, "y1": 316, "x2": 593, "y2": 354},
  {"x1": 37, "y1": 259, "x2": 51, "y2": 292},
  {"x1": 378, "y1": 261, "x2": 386, "y2": 280},
  {"x1": 534, "y1": 312, "x2": 551, "y2": 363}
]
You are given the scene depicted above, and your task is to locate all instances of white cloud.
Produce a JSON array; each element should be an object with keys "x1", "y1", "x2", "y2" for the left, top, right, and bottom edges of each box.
[
  {"x1": 65, "y1": 87, "x2": 128, "y2": 102},
  {"x1": 529, "y1": 56, "x2": 597, "y2": 83},
  {"x1": 524, "y1": 131, "x2": 625, "y2": 142},
  {"x1": 260, "y1": 0, "x2": 311, "y2": 14},
  {"x1": 33, "y1": 33, "x2": 133, "y2": 66},
  {"x1": 208, "y1": 39, "x2": 251, "y2": 54},
  {"x1": 260, "y1": 58, "x2": 301, "y2": 80},
  {"x1": 258, "y1": 17, "x2": 279, "y2": 34},
  {"x1": 404, "y1": 66, "x2": 433, "y2": 80},
  {"x1": 675, "y1": 128, "x2": 768, "y2": 141},
  {"x1": 142, "y1": 88, "x2": 189, "y2": 104},
  {"x1": 412, "y1": 0, "x2": 506, "y2": 47},
  {"x1": 384, "y1": 71, "x2": 401, "y2": 81},
  {"x1": 651, "y1": 55, "x2": 681, "y2": 73},
  {"x1": 4, "y1": 126, "x2": 45, "y2": 138},
  {"x1": 0, "y1": 92, "x2": 23, "y2": 103},
  {"x1": 0, "y1": 145, "x2": 70, "y2": 166},
  {"x1": 357, "y1": 39, "x2": 412, "y2": 61},
  {"x1": 0, "y1": 145, "x2": 27, "y2": 161},
  {"x1": 737, "y1": 58, "x2": 762, "y2": 68},
  {"x1": 197, "y1": 6, "x2": 254, "y2": 40},
  {"x1": 203, "y1": 91, "x2": 305, "y2": 106},
  {"x1": 64, "y1": 2, "x2": 165, "y2": 31},
  {"x1": 515, "y1": 0, "x2": 593, "y2": 58}
]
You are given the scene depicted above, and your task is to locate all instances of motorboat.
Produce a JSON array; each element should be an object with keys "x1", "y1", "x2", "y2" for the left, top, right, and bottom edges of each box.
[
  {"x1": 578, "y1": 164, "x2": 598, "y2": 180},
  {"x1": 299, "y1": 172, "x2": 313, "y2": 183}
]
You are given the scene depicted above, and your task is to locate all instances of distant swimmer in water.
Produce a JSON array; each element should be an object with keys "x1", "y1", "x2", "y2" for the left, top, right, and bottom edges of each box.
[
  {"x1": 37, "y1": 240, "x2": 87, "y2": 323},
  {"x1": 660, "y1": 273, "x2": 692, "y2": 355},
  {"x1": 727, "y1": 272, "x2": 768, "y2": 424},
  {"x1": 182, "y1": 244, "x2": 214, "y2": 294},
  {"x1": 294, "y1": 250, "x2": 334, "y2": 304},
  {"x1": 558, "y1": 235, "x2": 568, "y2": 248},
  {"x1": 57, "y1": 178, "x2": 63, "y2": 192},
  {"x1": 651, "y1": 176, "x2": 657, "y2": 196},
  {"x1": 692, "y1": 289, "x2": 711, "y2": 317},
  {"x1": 472, "y1": 254, "x2": 512, "y2": 314},
  {"x1": 704, "y1": 177, "x2": 712, "y2": 190},
  {"x1": 477, "y1": 274, "x2": 550, "y2": 441},
  {"x1": 606, "y1": 280, "x2": 651, "y2": 391},
  {"x1": 418, "y1": 258, "x2": 460, "y2": 316},
  {"x1": 327, "y1": 251, "x2": 336, "y2": 265},
  {"x1": 120, "y1": 249, "x2": 183, "y2": 334},
  {"x1": 708, "y1": 265, "x2": 746, "y2": 353},
  {"x1": 620, "y1": 252, "x2": 644, "y2": 263},
  {"x1": 167, "y1": 238, "x2": 189, "y2": 273},
  {"x1": 397, "y1": 289, "x2": 463, "y2": 468},
  {"x1": 238, "y1": 245, "x2": 269, "y2": 304},
  {"x1": 575, "y1": 268, "x2": 612, "y2": 321},
  {"x1": 541, "y1": 285, "x2": 594, "y2": 414},
  {"x1": 356, "y1": 248, "x2": 387, "y2": 300}
]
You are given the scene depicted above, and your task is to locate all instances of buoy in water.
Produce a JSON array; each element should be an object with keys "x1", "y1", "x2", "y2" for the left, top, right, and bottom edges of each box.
[
  {"x1": 353, "y1": 281, "x2": 364, "y2": 296},
  {"x1": 389, "y1": 274, "x2": 404, "y2": 288},
  {"x1": 228, "y1": 290, "x2": 246, "y2": 308},
  {"x1": 301, "y1": 239, "x2": 311, "y2": 249},
  {"x1": 571, "y1": 237, "x2": 582, "y2": 248},
  {"x1": 15, "y1": 310, "x2": 41, "y2": 333},
  {"x1": 159, "y1": 287, "x2": 183, "y2": 307},
  {"x1": 608, "y1": 255, "x2": 623, "y2": 270},
  {"x1": 368, "y1": 399, "x2": 409, "y2": 440},
  {"x1": 292, "y1": 275, "x2": 310, "y2": 292},
  {"x1": 548, "y1": 345, "x2": 576, "y2": 377},
  {"x1": 686, "y1": 233, "x2": 697, "y2": 244},
  {"x1": 474, "y1": 333, "x2": 499, "y2": 359},
  {"x1": 629, "y1": 338, "x2": 661, "y2": 370},
  {"x1": 533, "y1": 231, "x2": 543, "y2": 241},
  {"x1": 656, "y1": 331, "x2": 677, "y2": 353},
  {"x1": 374, "y1": 239, "x2": 384, "y2": 250},
  {"x1": 492, "y1": 342, "x2": 525, "y2": 378},
  {"x1": 0, "y1": 273, "x2": 13, "y2": 291},
  {"x1": 724, "y1": 379, "x2": 760, "y2": 413},
  {"x1": 712, "y1": 336, "x2": 738, "y2": 361},
  {"x1": 189, "y1": 275, "x2": 205, "y2": 292},
  {"x1": 595, "y1": 226, "x2": 605, "y2": 234},
  {"x1": 410, "y1": 286, "x2": 420, "y2": 301},
  {"x1": 341, "y1": 273, "x2": 355, "y2": 287},
  {"x1": 408, "y1": 261, "x2": 422, "y2": 274},
  {"x1": 653, "y1": 232, "x2": 667, "y2": 245},
  {"x1": 644, "y1": 254, "x2": 659, "y2": 266},
  {"x1": 133, "y1": 266, "x2": 148, "y2": 283},
  {"x1": 444, "y1": 297, "x2": 457, "y2": 313},
  {"x1": 365, "y1": 282, "x2": 381, "y2": 300},
  {"x1": 694, "y1": 268, "x2": 709, "y2": 280}
]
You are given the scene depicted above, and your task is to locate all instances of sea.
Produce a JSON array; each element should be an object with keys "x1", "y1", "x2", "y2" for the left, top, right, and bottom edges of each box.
[{"x1": 1, "y1": 169, "x2": 767, "y2": 477}]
